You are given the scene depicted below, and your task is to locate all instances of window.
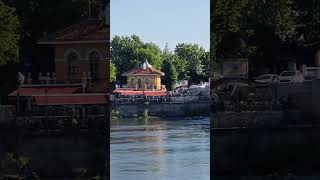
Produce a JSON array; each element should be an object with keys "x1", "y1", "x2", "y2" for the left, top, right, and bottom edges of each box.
[
  {"x1": 89, "y1": 51, "x2": 100, "y2": 80},
  {"x1": 68, "y1": 52, "x2": 79, "y2": 80},
  {"x1": 138, "y1": 78, "x2": 142, "y2": 88},
  {"x1": 130, "y1": 78, "x2": 135, "y2": 87}
]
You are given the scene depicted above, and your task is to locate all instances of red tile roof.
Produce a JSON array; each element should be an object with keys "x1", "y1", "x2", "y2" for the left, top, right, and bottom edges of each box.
[
  {"x1": 124, "y1": 67, "x2": 165, "y2": 76},
  {"x1": 34, "y1": 94, "x2": 107, "y2": 106},
  {"x1": 38, "y1": 19, "x2": 109, "y2": 44},
  {"x1": 9, "y1": 86, "x2": 82, "y2": 96},
  {"x1": 113, "y1": 90, "x2": 167, "y2": 96}
]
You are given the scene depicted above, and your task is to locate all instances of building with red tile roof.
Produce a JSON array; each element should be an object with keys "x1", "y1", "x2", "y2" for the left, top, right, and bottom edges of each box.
[
  {"x1": 37, "y1": 5, "x2": 110, "y2": 93},
  {"x1": 38, "y1": 19, "x2": 109, "y2": 44},
  {"x1": 8, "y1": 4, "x2": 110, "y2": 112},
  {"x1": 121, "y1": 60, "x2": 165, "y2": 91}
]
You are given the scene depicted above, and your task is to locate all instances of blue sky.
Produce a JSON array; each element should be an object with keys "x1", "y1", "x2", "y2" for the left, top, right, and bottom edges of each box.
[{"x1": 110, "y1": 0, "x2": 210, "y2": 51}]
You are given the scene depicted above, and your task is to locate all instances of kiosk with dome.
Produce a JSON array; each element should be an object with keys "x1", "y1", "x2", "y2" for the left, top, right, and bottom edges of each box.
[{"x1": 113, "y1": 60, "x2": 167, "y2": 96}]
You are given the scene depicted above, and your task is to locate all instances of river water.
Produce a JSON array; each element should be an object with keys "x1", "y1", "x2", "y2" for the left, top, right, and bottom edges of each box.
[{"x1": 110, "y1": 117, "x2": 210, "y2": 180}]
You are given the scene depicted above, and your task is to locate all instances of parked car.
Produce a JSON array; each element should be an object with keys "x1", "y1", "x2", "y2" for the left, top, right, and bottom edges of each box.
[
  {"x1": 304, "y1": 67, "x2": 320, "y2": 81},
  {"x1": 279, "y1": 71, "x2": 304, "y2": 83},
  {"x1": 255, "y1": 74, "x2": 279, "y2": 83}
]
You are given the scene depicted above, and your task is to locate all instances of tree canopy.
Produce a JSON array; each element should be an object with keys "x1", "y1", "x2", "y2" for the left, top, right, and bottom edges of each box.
[
  {"x1": 110, "y1": 61, "x2": 116, "y2": 83},
  {"x1": 111, "y1": 35, "x2": 209, "y2": 86},
  {"x1": 111, "y1": 35, "x2": 163, "y2": 83},
  {"x1": 161, "y1": 59, "x2": 178, "y2": 91},
  {"x1": 211, "y1": 0, "x2": 315, "y2": 75},
  {"x1": 175, "y1": 43, "x2": 207, "y2": 84},
  {"x1": 0, "y1": 1, "x2": 20, "y2": 65}
]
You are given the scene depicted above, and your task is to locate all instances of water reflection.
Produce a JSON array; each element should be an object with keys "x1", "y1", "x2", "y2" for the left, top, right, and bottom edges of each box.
[{"x1": 111, "y1": 117, "x2": 210, "y2": 180}]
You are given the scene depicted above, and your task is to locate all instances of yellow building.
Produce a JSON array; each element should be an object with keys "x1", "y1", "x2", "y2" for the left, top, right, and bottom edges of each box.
[
  {"x1": 37, "y1": 5, "x2": 110, "y2": 93},
  {"x1": 122, "y1": 60, "x2": 165, "y2": 91}
]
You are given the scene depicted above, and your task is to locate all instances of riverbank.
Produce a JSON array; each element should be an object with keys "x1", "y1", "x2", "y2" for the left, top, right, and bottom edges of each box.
[{"x1": 112, "y1": 101, "x2": 210, "y2": 118}]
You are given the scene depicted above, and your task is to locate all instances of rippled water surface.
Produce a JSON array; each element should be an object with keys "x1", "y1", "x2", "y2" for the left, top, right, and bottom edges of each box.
[{"x1": 110, "y1": 117, "x2": 210, "y2": 180}]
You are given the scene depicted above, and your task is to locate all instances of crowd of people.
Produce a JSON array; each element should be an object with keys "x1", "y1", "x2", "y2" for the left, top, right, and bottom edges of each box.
[
  {"x1": 113, "y1": 94, "x2": 209, "y2": 105},
  {"x1": 113, "y1": 86, "x2": 210, "y2": 105}
]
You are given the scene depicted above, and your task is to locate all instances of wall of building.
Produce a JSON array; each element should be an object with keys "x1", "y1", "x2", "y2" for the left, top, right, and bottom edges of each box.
[
  {"x1": 155, "y1": 76, "x2": 161, "y2": 89},
  {"x1": 127, "y1": 75, "x2": 162, "y2": 90},
  {"x1": 54, "y1": 43, "x2": 109, "y2": 92},
  {"x1": 55, "y1": 61, "x2": 68, "y2": 80}
]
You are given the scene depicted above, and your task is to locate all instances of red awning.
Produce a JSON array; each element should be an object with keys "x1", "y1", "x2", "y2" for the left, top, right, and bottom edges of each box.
[
  {"x1": 34, "y1": 94, "x2": 106, "y2": 106},
  {"x1": 9, "y1": 87, "x2": 81, "y2": 96},
  {"x1": 113, "y1": 90, "x2": 167, "y2": 96},
  {"x1": 143, "y1": 91, "x2": 167, "y2": 96}
]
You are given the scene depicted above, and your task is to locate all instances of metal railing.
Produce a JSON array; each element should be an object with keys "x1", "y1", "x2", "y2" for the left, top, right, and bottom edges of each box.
[
  {"x1": 112, "y1": 95, "x2": 209, "y2": 105},
  {"x1": 116, "y1": 84, "x2": 164, "y2": 91}
]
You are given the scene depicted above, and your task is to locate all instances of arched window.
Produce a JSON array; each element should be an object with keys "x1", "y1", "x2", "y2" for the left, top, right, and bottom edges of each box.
[
  {"x1": 138, "y1": 78, "x2": 142, "y2": 89},
  {"x1": 89, "y1": 51, "x2": 100, "y2": 80},
  {"x1": 68, "y1": 52, "x2": 79, "y2": 80},
  {"x1": 130, "y1": 78, "x2": 135, "y2": 87}
]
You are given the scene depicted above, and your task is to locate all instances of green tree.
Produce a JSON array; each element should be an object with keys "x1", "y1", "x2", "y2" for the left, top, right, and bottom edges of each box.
[
  {"x1": 110, "y1": 61, "x2": 116, "y2": 83},
  {"x1": 175, "y1": 43, "x2": 207, "y2": 84},
  {"x1": 212, "y1": 0, "x2": 251, "y2": 59},
  {"x1": 111, "y1": 35, "x2": 144, "y2": 83},
  {"x1": 293, "y1": 0, "x2": 320, "y2": 45},
  {"x1": 111, "y1": 35, "x2": 163, "y2": 84},
  {"x1": 162, "y1": 46, "x2": 187, "y2": 81},
  {"x1": 247, "y1": 0, "x2": 296, "y2": 72},
  {"x1": 161, "y1": 60, "x2": 178, "y2": 91},
  {"x1": 202, "y1": 51, "x2": 211, "y2": 80},
  {"x1": 137, "y1": 42, "x2": 163, "y2": 69},
  {"x1": 212, "y1": 0, "x2": 297, "y2": 74},
  {"x1": 0, "y1": 1, "x2": 20, "y2": 65}
]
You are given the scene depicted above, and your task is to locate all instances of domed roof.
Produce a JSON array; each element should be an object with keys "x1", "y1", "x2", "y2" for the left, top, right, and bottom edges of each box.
[
  {"x1": 142, "y1": 60, "x2": 152, "y2": 69},
  {"x1": 122, "y1": 60, "x2": 164, "y2": 76}
]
